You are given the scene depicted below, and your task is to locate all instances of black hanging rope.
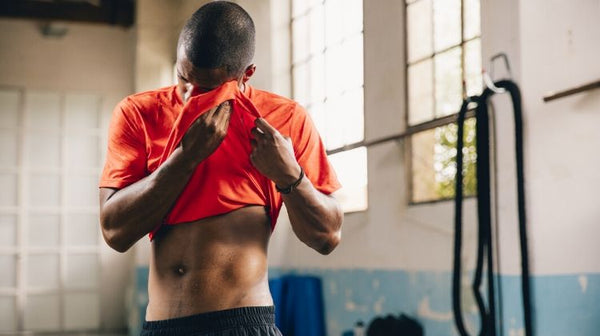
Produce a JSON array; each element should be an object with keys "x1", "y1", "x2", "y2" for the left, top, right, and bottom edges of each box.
[
  {"x1": 452, "y1": 80, "x2": 533, "y2": 336},
  {"x1": 452, "y1": 96, "x2": 476, "y2": 336}
]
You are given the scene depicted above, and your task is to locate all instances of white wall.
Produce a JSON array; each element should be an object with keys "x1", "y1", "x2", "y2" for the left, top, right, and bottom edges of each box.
[
  {"x1": 268, "y1": 0, "x2": 482, "y2": 273},
  {"x1": 268, "y1": 0, "x2": 600, "y2": 279},
  {"x1": 518, "y1": 0, "x2": 600, "y2": 274},
  {"x1": 0, "y1": 18, "x2": 135, "y2": 330}
]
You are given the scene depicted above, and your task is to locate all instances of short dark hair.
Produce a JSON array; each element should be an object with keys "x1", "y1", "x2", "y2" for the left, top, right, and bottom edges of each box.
[{"x1": 179, "y1": 1, "x2": 255, "y2": 77}]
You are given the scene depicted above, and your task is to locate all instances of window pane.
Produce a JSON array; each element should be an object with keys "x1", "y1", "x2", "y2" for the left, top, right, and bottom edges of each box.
[
  {"x1": 28, "y1": 174, "x2": 60, "y2": 207},
  {"x1": 293, "y1": 0, "x2": 319, "y2": 17},
  {"x1": 293, "y1": 63, "x2": 309, "y2": 106},
  {"x1": 0, "y1": 296, "x2": 17, "y2": 332},
  {"x1": 25, "y1": 92, "x2": 61, "y2": 129},
  {"x1": 340, "y1": 34, "x2": 364, "y2": 92},
  {"x1": 66, "y1": 135, "x2": 99, "y2": 169},
  {"x1": 0, "y1": 131, "x2": 18, "y2": 167},
  {"x1": 328, "y1": 147, "x2": 368, "y2": 212},
  {"x1": 66, "y1": 213, "x2": 99, "y2": 246},
  {"x1": 0, "y1": 255, "x2": 17, "y2": 287},
  {"x1": 308, "y1": 4, "x2": 325, "y2": 56},
  {"x1": 411, "y1": 128, "x2": 437, "y2": 202},
  {"x1": 64, "y1": 292, "x2": 100, "y2": 330},
  {"x1": 66, "y1": 175, "x2": 97, "y2": 207},
  {"x1": 408, "y1": 59, "x2": 434, "y2": 125},
  {"x1": 464, "y1": 38, "x2": 483, "y2": 96},
  {"x1": 308, "y1": 103, "x2": 326, "y2": 141},
  {"x1": 66, "y1": 254, "x2": 99, "y2": 288},
  {"x1": 433, "y1": 123, "x2": 459, "y2": 199},
  {"x1": 28, "y1": 214, "x2": 59, "y2": 247},
  {"x1": 437, "y1": 120, "x2": 477, "y2": 199},
  {"x1": 0, "y1": 173, "x2": 18, "y2": 207},
  {"x1": 65, "y1": 94, "x2": 100, "y2": 130},
  {"x1": 325, "y1": 0, "x2": 344, "y2": 45},
  {"x1": 25, "y1": 131, "x2": 61, "y2": 168},
  {"x1": 411, "y1": 119, "x2": 477, "y2": 203},
  {"x1": 433, "y1": 0, "x2": 461, "y2": 51},
  {"x1": 0, "y1": 89, "x2": 20, "y2": 128},
  {"x1": 0, "y1": 215, "x2": 17, "y2": 247},
  {"x1": 323, "y1": 89, "x2": 364, "y2": 149},
  {"x1": 343, "y1": 0, "x2": 363, "y2": 37},
  {"x1": 325, "y1": 43, "x2": 344, "y2": 98},
  {"x1": 464, "y1": 0, "x2": 481, "y2": 39},
  {"x1": 27, "y1": 254, "x2": 59, "y2": 288},
  {"x1": 339, "y1": 88, "x2": 365, "y2": 145},
  {"x1": 309, "y1": 54, "x2": 326, "y2": 104},
  {"x1": 323, "y1": 95, "x2": 345, "y2": 149},
  {"x1": 24, "y1": 294, "x2": 60, "y2": 331},
  {"x1": 293, "y1": 0, "x2": 366, "y2": 212},
  {"x1": 292, "y1": 14, "x2": 309, "y2": 63},
  {"x1": 407, "y1": 0, "x2": 433, "y2": 62},
  {"x1": 434, "y1": 47, "x2": 463, "y2": 117}
]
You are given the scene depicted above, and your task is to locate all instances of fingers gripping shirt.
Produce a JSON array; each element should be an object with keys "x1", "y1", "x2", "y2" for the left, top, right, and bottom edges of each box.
[{"x1": 100, "y1": 81, "x2": 341, "y2": 240}]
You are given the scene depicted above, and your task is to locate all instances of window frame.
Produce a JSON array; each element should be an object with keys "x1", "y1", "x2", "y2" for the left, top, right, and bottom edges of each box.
[
  {"x1": 0, "y1": 86, "x2": 104, "y2": 332},
  {"x1": 290, "y1": 0, "x2": 368, "y2": 214},
  {"x1": 404, "y1": 0, "x2": 481, "y2": 205}
]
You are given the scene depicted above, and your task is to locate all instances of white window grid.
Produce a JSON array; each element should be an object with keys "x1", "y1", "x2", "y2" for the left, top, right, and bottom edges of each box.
[
  {"x1": 405, "y1": 0, "x2": 482, "y2": 204},
  {"x1": 291, "y1": 0, "x2": 368, "y2": 213},
  {"x1": 0, "y1": 87, "x2": 103, "y2": 332}
]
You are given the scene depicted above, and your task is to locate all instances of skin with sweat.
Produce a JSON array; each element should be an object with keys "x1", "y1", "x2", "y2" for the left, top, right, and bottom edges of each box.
[{"x1": 99, "y1": 49, "x2": 343, "y2": 320}]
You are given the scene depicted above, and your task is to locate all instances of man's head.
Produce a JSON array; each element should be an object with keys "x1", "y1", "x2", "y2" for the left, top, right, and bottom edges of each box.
[{"x1": 176, "y1": 1, "x2": 256, "y2": 102}]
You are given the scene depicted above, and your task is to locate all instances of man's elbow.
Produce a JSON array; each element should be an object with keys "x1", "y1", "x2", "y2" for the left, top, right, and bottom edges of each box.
[
  {"x1": 100, "y1": 219, "x2": 133, "y2": 253},
  {"x1": 315, "y1": 229, "x2": 341, "y2": 255},
  {"x1": 315, "y1": 206, "x2": 343, "y2": 255}
]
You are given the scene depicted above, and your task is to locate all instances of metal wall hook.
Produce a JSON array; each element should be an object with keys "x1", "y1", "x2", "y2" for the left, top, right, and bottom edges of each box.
[
  {"x1": 483, "y1": 53, "x2": 513, "y2": 94},
  {"x1": 483, "y1": 70, "x2": 506, "y2": 94},
  {"x1": 489, "y1": 53, "x2": 512, "y2": 80}
]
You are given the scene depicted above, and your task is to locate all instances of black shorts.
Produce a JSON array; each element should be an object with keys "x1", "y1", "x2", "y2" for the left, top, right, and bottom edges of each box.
[{"x1": 141, "y1": 306, "x2": 282, "y2": 336}]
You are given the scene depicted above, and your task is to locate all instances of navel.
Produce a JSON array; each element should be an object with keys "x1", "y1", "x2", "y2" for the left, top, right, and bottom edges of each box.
[{"x1": 174, "y1": 265, "x2": 187, "y2": 276}]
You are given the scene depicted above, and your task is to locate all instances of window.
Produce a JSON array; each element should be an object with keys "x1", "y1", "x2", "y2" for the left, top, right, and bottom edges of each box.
[
  {"x1": 0, "y1": 88, "x2": 102, "y2": 332},
  {"x1": 406, "y1": 0, "x2": 481, "y2": 203},
  {"x1": 291, "y1": 0, "x2": 367, "y2": 212}
]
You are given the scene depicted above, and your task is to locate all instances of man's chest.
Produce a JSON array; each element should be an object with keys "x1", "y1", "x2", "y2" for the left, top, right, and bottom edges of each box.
[{"x1": 140, "y1": 103, "x2": 290, "y2": 174}]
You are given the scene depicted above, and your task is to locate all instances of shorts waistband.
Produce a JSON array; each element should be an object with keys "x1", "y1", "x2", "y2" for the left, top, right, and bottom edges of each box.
[{"x1": 142, "y1": 306, "x2": 275, "y2": 332}]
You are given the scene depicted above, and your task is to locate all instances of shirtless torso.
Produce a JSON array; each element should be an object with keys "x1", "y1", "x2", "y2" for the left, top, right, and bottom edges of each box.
[
  {"x1": 99, "y1": 52, "x2": 342, "y2": 329},
  {"x1": 146, "y1": 206, "x2": 272, "y2": 320}
]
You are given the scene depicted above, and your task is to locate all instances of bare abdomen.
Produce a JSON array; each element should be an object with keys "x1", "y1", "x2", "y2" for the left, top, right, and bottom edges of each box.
[{"x1": 145, "y1": 206, "x2": 274, "y2": 321}]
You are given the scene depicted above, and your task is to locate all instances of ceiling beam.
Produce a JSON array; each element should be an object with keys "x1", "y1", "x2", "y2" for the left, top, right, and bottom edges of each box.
[{"x1": 0, "y1": 0, "x2": 135, "y2": 27}]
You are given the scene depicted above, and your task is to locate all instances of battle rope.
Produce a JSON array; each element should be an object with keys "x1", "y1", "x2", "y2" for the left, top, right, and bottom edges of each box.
[{"x1": 452, "y1": 80, "x2": 533, "y2": 336}]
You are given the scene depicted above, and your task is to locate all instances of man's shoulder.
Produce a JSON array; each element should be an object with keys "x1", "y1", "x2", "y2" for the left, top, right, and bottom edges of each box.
[
  {"x1": 249, "y1": 87, "x2": 300, "y2": 112},
  {"x1": 118, "y1": 86, "x2": 178, "y2": 113}
]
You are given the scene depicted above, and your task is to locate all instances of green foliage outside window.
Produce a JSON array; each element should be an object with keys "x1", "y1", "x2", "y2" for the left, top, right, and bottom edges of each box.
[{"x1": 434, "y1": 118, "x2": 477, "y2": 198}]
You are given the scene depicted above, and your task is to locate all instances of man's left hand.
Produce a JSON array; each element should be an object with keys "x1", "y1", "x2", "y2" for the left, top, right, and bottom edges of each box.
[{"x1": 250, "y1": 118, "x2": 302, "y2": 187}]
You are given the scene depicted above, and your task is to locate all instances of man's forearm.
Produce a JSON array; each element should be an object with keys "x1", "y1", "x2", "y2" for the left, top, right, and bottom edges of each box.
[
  {"x1": 100, "y1": 147, "x2": 197, "y2": 252},
  {"x1": 282, "y1": 178, "x2": 343, "y2": 255}
]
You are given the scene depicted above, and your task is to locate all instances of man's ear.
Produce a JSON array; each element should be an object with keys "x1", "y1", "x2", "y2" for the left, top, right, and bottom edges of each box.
[{"x1": 242, "y1": 64, "x2": 256, "y2": 83}]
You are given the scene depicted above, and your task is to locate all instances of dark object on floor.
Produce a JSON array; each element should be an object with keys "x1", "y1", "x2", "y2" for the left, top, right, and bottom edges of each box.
[{"x1": 366, "y1": 314, "x2": 423, "y2": 336}]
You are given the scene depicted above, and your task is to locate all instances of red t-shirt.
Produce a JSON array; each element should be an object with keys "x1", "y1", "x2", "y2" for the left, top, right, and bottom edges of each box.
[{"x1": 100, "y1": 81, "x2": 341, "y2": 239}]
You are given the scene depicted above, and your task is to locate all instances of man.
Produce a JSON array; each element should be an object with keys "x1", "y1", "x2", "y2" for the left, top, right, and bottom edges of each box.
[{"x1": 98, "y1": 1, "x2": 343, "y2": 335}]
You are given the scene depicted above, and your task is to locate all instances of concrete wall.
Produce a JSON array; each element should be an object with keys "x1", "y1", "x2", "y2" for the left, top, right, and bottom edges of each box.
[
  {"x1": 268, "y1": 0, "x2": 600, "y2": 335},
  {"x1": 0, "y1": 18, "x2": 135, "y2": 331},
  {"x1": 127, "y1": 0, "x2": 600, "y2": 335}
]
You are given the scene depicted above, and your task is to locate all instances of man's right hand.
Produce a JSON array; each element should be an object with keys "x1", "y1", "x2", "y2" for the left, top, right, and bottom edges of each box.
[{"x1": 180, "y1": 100, "x2": 232, "y2": 165}]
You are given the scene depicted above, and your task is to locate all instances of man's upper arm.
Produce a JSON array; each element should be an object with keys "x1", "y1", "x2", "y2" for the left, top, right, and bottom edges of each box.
[
  {"x1": 99, "y1": 99, "x2": 147, "y2": 190},
  {"x1": 289, "y1": 104, "x2": 341, "y2": 195},
  {"x1": 99, "y1": 187, "x2": 118, "y2": 208}
]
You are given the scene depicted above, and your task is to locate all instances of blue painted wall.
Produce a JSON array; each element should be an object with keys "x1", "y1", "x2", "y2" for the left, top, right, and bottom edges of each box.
[{"x1": 132, "y1": 266, "x2": 600, "y2": 336}]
